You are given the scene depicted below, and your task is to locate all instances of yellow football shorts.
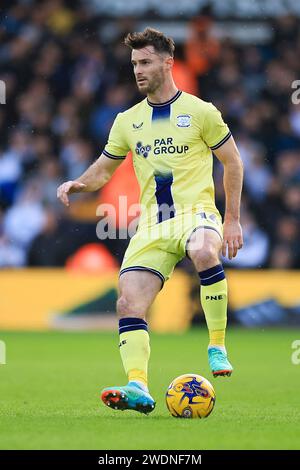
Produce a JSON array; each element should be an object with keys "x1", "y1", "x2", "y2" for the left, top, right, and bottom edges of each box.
[{"x1": 120, "y1": 210, "x2": 223, "y2": 286}]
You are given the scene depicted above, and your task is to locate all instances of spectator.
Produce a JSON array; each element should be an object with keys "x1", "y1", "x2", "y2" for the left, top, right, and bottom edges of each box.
[
  {"x1": 269, "y1": 244, "x2": 295, "y2": 269},
  {"x1": 0, "y1": 207, "x2": 26, "y2": 267},
  {"x1": 89, "y1": 85, "x2": 131, "y2": 146},
  {"x1": 222, "y1": 208, "x2": 269, "y2": 268},
  {"x1": 60, "y1": 138, "x2": 93, "y2": 181},
  {"x1": 3, "y1": 180, "x2": 46, "y2": 248}
]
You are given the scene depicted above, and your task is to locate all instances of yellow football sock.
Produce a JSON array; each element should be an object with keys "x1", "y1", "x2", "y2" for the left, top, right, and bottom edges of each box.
[
  {"x1": 199, "y1": 265, "x2": 228, "y2": 347},
  {"x1": 119, "y1": 319, "x2": 150, "y2": 387},
  {"x1": 128, "y1": 368, "x2": 148, "y2": 385},
  {"x1": 209, "y1": 329, "x2": 225, "y2": 347},
  {"x1": 200, "y1": 278, "x2": 228, "y2": 329}
]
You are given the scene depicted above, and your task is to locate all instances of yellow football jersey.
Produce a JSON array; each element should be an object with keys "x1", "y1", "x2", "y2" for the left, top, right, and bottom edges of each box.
[{"x1": 103, "y1": 90, "x2": 231, "y2": 227}]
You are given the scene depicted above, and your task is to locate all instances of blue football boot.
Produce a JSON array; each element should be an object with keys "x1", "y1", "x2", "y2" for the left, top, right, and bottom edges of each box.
[
  {"x1": 208, "y1": 347, "x2": 233, "y2": 377},
  {"x1": 101, "y1": 381, "x2": 155, "y2": 414}
]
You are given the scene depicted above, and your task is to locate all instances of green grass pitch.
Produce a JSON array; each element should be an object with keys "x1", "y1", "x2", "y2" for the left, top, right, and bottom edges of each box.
[{"x1": 0, "y1": 328, "x2": 300, "y2": 450}]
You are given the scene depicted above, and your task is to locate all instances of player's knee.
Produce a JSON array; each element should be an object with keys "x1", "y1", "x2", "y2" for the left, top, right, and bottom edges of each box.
[
  {"x1": 191, "y1": 244, "x2": 219, "y2": 270},
  {"x1": 116, "y1": 295, "x2": 146, "y2": 319}
]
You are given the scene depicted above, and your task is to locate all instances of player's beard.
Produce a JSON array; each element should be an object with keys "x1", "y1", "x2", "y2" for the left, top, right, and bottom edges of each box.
[{"x1": 137, "y1": 71, "x2": 164, "y2": 96}]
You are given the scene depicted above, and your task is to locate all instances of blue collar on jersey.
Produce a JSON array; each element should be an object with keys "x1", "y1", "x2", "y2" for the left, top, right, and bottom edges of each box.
[{"x1": 147, "y1": 90, "x2": 182, "y2": 107}]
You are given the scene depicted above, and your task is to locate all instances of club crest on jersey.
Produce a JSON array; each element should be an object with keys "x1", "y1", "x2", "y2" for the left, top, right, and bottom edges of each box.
[
  {"x1": 133, "y1": 122, "x2": 143, "y2": 130},
  {"x1": 135, "y1": 141, "x2": 151, "y2": 158},
  {"x1": 176, "y1": 114, "x2": 191, "y2": 128}
]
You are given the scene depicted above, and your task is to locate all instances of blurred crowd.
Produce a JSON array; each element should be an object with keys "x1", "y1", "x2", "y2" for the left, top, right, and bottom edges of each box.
[{"x1": 0, "y1": 0, "x2": 299, "y2": 269}]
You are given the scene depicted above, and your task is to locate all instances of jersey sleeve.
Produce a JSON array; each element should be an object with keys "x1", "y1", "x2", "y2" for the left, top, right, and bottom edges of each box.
[
  {"x1": 202, "y1": 103, "x2": 231, "y2": 151},
  {"x1": 103, "y1": 113, "x2": 130, "y2": 160}
]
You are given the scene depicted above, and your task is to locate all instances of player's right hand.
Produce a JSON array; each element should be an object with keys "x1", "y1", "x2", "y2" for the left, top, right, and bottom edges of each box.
[{"x1": 56, "y1": 181, "x2": 87, "y2": 207}]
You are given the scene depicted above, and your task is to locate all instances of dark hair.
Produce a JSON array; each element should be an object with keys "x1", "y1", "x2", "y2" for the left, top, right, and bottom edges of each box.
[{"x1": 124, "y1": 28, "x2": 175, "y2": 57}]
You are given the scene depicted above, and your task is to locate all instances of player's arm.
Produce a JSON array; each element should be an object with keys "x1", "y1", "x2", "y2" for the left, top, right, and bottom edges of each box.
[
  {"x1": 57, "y1": 112, "x2": 129, "y2": 207},
  {"x1": 213, "y1": 136, "x2": 244, "y2": 260},
  {"x1": 57, "y1": 154, "x2": 123, "y2": 207}
]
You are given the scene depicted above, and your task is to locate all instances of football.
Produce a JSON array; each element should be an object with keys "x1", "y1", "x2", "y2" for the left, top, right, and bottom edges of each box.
[{"x1": 166, "y1": 374, "x2": 216, "y2": 418}]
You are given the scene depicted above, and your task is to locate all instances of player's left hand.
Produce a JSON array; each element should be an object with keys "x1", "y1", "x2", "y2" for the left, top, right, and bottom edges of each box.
[{"x1": 222, "y1": 220, "x2": 243, "y2": 260}]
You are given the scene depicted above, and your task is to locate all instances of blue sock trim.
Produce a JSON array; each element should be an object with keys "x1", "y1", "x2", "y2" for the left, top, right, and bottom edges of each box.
[
  {"x1": 119, "y1": 317, "x2": 148, "y2": 334},
  {"x1": 198, "y1": 264, "x2": 225, "y2": 286}
]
